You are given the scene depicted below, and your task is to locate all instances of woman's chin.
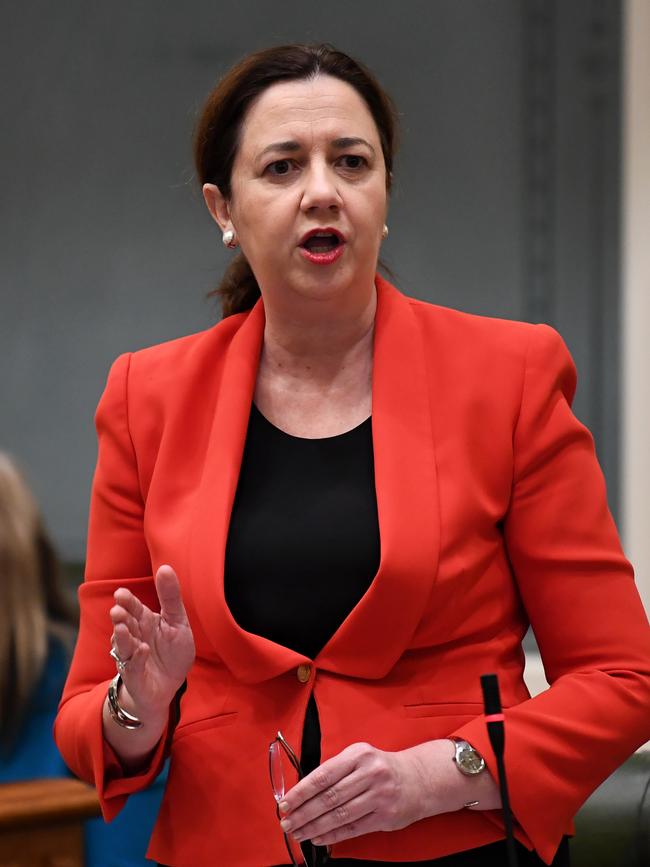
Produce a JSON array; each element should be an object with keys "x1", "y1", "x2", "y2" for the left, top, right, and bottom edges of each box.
[
  {"x1": 259, "y1": 256, "x2": 376, "y2": 306},
  {"x1": 291, "y1": 269, "x2": 363, "y2": 302}
]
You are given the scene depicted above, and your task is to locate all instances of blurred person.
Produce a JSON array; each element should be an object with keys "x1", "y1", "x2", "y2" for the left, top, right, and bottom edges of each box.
[
  {"x1": 0, "y1": 450, "x2": 77, "y2": 777},
  {"x1": 54, "y1": 44, "x2": 650, "y2": 867},
  {"x1": 0, "y1": 451, "x2": 165, "y2": 867}
]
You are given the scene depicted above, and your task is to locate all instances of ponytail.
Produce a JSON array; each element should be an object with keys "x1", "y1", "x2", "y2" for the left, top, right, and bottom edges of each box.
[{"x1": 210, "y1": 252, "x2": 261, "y2": 318}]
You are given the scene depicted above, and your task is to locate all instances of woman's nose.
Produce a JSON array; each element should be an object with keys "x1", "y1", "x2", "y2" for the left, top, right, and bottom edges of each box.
[{"x1": 300, "y1": 163, "x2": 343, "y2": 212}]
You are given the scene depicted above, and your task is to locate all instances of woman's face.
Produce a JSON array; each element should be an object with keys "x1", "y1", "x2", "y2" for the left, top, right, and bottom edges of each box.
[{"x1": 203, "y1": 74, "x2": 388, "y2": 310}]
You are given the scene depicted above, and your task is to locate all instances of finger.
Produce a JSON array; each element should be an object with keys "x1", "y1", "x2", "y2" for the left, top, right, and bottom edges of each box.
[
  {"x1": 280, "y1": 744, "x2": 370, "y2": 814},
  {"x1": 155, "y1": 564, "x2": 188, "y2": 626},
  {"x1": 310, "y1": 812, "x2": 381, "y2": 846},
  {"x1": 113, "y1": 587, "x2": 146, "y2": 621},
  {"x1": 118, "y1": 644, "x2": 155, "y2": 711},
  {"x1": 286, "y1": 792, "x2": 371, "y2": 842},
  {"x1": 109, "y1": 604, "x2": 142, "y2": 640},
  {"x1": 112, "y1": 621, "x2": 138, "y2": 664},
  {"x1": 121, "y1": 639, "x2": 149, "y2": 680},
  {"x1": 280, "y1": 768, "x2": 368, "y2": 833}
]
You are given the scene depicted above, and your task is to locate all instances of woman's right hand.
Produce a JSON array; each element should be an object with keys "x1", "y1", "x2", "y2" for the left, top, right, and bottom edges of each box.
[{"x1": 109, "y1": 564, "x2": 196, "y2": 721}]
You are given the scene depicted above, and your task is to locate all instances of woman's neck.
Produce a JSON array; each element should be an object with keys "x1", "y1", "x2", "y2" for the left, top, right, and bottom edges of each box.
[{"x1": 259, "y1": 285, "x2": 377, "y2": 388}]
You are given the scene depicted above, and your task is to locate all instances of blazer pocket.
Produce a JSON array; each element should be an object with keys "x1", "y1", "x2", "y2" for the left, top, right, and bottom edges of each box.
[
  {"x1": 403, "y1": 701, "x2": 485, "y2": 719},
  {"x1": 173, "y1": 711, "x2": 239, "y2": 742}
]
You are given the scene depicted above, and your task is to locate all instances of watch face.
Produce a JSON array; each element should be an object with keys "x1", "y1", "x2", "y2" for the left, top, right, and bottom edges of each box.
[
  {"x1": 460, "y1": 749, "x2": 484, "y2": 773},
  {"x1": 455, "y1": 741, "x2": 486, "y2": 775}
]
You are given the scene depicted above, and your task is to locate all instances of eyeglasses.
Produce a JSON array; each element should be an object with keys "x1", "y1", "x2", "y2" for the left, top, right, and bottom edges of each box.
[{"x1": 269, "y1": 731, "x2": 316, "y2": 867}]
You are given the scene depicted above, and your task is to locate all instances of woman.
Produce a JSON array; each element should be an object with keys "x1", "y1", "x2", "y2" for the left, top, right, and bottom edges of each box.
[
  {"x1": 0, "y1": 451, "x2": 78, "y2": 775},
  {"x1": 0, "y1": 452, "x2": 166, "y2": 867},
  {"x1": 54, "y1": 44, "x2": 650, "y2": 866}
]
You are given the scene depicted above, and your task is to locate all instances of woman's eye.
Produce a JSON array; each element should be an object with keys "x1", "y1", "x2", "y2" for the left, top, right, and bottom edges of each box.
[
  {"x1": 266, "y1": 159, "x2": 293, "y2": 176},
  {"x1": 339, "y1": 155, "x2": 367, "y2": 170},
  {"x1": 264, "y1": 155, "x2": 367, "y2": 177}
]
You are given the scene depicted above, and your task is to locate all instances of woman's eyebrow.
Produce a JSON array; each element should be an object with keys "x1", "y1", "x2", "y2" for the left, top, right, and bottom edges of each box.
[
  {"x1": 331, "y1": 136, "x2": 376, "y2": 154},
  {"x1": 258, "y1": 140, "x2": 302, "y2": 159},
  {"x1": 257, "y1": 137, "x2": 376, "y2": 160}
]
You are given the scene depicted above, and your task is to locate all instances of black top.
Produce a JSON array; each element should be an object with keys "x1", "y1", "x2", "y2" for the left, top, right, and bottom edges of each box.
[
  {"x1": 220, "y1": 405, "x2": 569, "y2": 867},
  {"x1": 224, "y1": 402, "x2": 380, "y2": 663}
]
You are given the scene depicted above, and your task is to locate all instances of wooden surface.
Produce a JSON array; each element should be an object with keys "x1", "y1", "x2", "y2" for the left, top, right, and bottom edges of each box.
[{"x1": 0, "y1": 778, "x2": 101, "y2": 867}]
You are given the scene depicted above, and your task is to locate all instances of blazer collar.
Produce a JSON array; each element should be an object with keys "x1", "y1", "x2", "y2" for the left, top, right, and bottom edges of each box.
[{"x1": 188, "y1": 275, "x2": 440, "y2": 683}]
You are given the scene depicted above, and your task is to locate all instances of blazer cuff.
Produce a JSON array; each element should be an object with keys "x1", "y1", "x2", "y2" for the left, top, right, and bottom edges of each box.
[
  {"x1": 450, "y1": 715, "x2": 570, "y2": 866},
  {"x1": 58, "y1": 678, "x2": 185, "y2": 822}
]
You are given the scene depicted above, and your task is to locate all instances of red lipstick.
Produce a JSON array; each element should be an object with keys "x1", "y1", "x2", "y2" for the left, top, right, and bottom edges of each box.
[{"x1": 298, "y1": 227, "x2": 346, "y2": 265}]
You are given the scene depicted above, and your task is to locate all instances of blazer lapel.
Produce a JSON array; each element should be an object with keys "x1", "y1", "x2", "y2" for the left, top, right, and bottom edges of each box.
[
  {"x1": 187, "y1": 300, "x2": 306, "y2": 683},
  {"x1": 316, "y1": 276, "x2": 441, "y2": 677},
  {"x1": 188, "y1": 276, "x2": 441, "y2": 684}
]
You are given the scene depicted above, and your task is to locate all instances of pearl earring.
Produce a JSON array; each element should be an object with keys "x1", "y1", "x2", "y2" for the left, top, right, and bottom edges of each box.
[
  {"x1": 382, "y1": 224, "x2": 389, "y2": 240},
  {"x1": 222, "y1": 229, "x2": 237, "y2": 248}
]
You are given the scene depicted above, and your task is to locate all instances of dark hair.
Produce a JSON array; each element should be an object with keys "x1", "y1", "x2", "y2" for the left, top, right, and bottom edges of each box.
[{"x1": 193, "y1": 43, "x2": 399, "y2": 318}]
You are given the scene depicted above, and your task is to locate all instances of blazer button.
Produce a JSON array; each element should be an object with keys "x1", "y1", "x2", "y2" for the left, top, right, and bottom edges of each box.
[{"x1": 296, "y1": 664, "x2": 312, "y2": 684}]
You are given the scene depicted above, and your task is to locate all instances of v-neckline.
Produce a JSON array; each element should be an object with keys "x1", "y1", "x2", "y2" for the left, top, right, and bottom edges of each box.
[{"x1": 186, "y1": 274, "x2": 441, "y2": 682}]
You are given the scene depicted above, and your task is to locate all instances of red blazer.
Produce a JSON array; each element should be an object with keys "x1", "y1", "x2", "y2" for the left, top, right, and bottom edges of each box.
[{"x1": 55, "y1": 275, "x2": 650, "y2": 866}]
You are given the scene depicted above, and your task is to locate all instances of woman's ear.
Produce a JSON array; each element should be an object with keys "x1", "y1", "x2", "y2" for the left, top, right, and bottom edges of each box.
[{"x1": 202, "y1": 183, "x2": 233, "y2": 234}]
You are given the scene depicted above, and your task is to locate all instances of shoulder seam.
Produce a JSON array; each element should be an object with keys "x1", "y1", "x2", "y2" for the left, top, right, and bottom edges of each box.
[
  {"x1": 121, "y1": 352, "x2": 146, "y2": 507},
  {"x1": 511, "y1": 324, "x2": 542, "y2": 485}
]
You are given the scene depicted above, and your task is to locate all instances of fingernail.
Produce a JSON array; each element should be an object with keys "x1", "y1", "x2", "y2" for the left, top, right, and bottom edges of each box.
[
  {"x1": 278, "y1": 801, "x2": 289, "y2": 814},
  {"x1": 280, "y1": 819, "x2": 291, "y2": 832}
]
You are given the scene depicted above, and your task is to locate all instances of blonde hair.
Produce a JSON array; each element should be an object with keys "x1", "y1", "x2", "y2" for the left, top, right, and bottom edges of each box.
[{"x1": 0, "y1": 452, "x2": 77, "y2": 750}]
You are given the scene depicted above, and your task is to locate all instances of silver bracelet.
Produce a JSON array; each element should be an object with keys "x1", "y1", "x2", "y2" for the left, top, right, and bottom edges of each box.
[{"x1": 107, "y1": 673, "x2": 143, "y2": 729}]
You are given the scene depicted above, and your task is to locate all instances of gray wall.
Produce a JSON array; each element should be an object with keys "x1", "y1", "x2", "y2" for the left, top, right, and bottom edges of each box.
[{"x1": 0, "y1": 1, "x2": 621, "y2": 561}]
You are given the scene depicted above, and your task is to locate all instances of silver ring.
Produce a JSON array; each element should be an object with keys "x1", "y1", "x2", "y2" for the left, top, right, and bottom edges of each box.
[{"x1": 109, "y1": 645, "x2": 131, "y2": 674}]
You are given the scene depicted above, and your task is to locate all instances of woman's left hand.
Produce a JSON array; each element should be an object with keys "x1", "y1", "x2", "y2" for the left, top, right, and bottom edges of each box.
[{"x1": 277, "y1": 738, "x2": 478, "y2": 847}]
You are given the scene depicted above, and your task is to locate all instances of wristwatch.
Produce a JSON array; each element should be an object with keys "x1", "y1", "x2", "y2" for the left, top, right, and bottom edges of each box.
[{"x1": 450, "y1": 738, "x2": 486, "y2": 775}]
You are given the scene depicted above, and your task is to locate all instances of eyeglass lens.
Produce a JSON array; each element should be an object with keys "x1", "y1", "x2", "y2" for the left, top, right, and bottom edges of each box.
[
  {"x1": 269, "y1": 734, "x2": 312, "y2": 866},
  {"x1": 269, "y1": 739, "x2": 288, "y2": 802}
]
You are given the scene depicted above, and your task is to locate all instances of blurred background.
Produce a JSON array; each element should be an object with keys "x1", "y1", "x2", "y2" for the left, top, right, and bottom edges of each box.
[
  {"x1": 1, "y1": 0, "x2": 647, "y2": 598},
  {"x1": 0, "y1": 1, "x2": 648, "y2": 864}
]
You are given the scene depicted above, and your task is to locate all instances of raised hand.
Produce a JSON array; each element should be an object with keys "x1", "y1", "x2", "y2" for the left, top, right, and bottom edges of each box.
[{"x1": 109, "y1": 564, "x2": 196, "y2": 721}]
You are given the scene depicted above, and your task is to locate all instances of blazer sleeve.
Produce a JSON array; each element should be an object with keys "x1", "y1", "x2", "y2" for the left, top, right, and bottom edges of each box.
[
  {"x1": 451, "y1": 324, "x2": 650, "y2": 864},
  {"x1": 53, "y1": 353, "x2": 180, "y2": 821}
]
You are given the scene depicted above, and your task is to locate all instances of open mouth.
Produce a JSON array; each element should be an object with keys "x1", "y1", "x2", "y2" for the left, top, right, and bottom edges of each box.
[{"x1": 300, "y1": 234, "x2": 342, "y2": 253}]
